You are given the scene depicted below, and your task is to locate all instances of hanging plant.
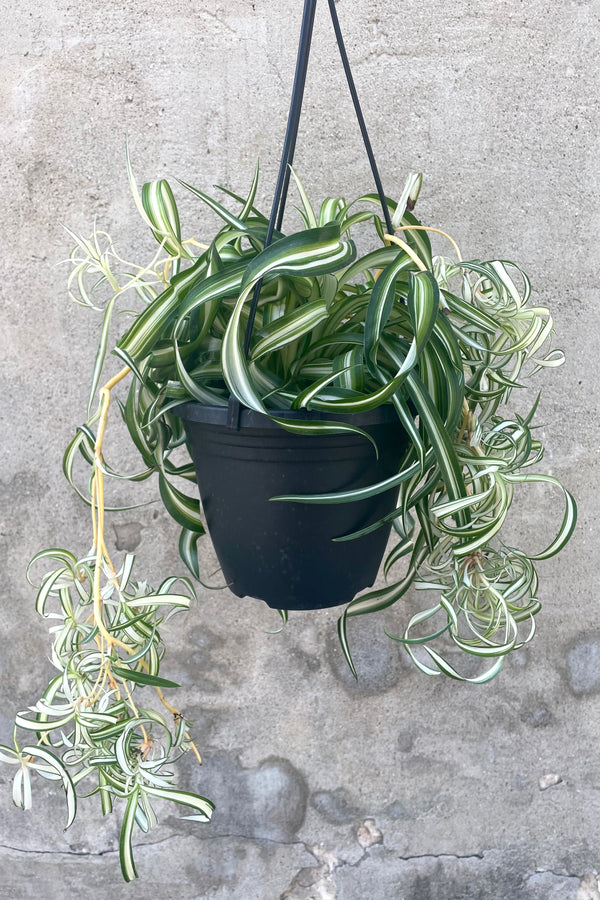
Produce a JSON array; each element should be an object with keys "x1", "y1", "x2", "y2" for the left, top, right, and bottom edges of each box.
[
  {"x1": 64, "y1": 159, "x2": 576, "y2": 683},
  {"x1": 1, "y1": 0, "x2": 575, "y2": 883}
]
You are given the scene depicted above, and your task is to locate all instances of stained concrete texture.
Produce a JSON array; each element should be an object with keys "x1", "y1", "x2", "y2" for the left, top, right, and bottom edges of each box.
[{"x1": 1, "y1": 0, "x2": 599, "y2": 897}]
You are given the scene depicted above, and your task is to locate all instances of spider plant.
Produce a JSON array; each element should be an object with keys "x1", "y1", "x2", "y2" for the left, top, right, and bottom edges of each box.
[{"x1": 1, "y1": 160, "x2": 575, "y2": 881}]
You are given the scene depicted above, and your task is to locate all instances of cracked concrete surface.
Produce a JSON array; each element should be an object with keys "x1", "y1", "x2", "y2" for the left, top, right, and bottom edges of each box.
[{"x1": 1, "y1": 0, "x2": 599, "y2": 897}]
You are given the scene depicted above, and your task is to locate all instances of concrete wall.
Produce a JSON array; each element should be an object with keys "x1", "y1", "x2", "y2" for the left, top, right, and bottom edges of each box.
[{"x1": 1, "y1": 0, "x2": 598, "y2": 897}]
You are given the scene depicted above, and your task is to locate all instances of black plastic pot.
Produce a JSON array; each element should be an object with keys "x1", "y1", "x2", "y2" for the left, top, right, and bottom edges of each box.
[{"x1": 174, "y1": 404, "x2": 410, "y2": 611}]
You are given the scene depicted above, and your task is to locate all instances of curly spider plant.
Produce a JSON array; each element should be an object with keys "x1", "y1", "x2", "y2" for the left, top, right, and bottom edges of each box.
[
  {"x1": 1, "y1": 159, "x2": 575, "y2": 882},
  {"x1": 95, "y1": 158, "x2": 574, "y2": 681}
]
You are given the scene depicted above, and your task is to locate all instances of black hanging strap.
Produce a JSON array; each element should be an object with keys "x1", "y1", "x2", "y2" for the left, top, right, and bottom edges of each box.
[
  {"x1": 243, "y1": 0, "x2": 318, "y2": 358},
  {"x1": 228, "y1": 0, "x2": 391, "y2": 428},
  {"x1": 228, "y1": 0, "x2": 317, "y2": 429},
  {"x1": 327, "y1": 0, "x2": 394, "y2": 236}
]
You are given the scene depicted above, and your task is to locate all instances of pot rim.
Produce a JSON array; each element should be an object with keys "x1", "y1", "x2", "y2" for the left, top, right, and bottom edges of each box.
[{"x1": 172, "y1": 401, "x2": 400, "y2": 429}]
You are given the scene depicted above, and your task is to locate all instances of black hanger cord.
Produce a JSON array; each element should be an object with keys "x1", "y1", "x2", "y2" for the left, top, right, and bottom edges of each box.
[
  {"x1": 327, "y1": 0, "x2": 394, "y2": 236},
  {"x1": 242, "y1": 0, "x2": 318, "y2": 359}
]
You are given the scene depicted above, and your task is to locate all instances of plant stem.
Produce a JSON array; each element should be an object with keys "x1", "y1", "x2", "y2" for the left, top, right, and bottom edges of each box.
[
  {"x1": 393, "y1": 224, "x2": 463, "y2": 261},
  {"x1": 92, "y1": 366, "x2": 132, "y2": 653},
  {"x1": 154, "y1": 687, "x2": 203, "y2": 765},
  {"x1": 89, "y1": 365, "x2": 202, "y2": 764},
  {"x1": 383, "y1": 233, "x2": 427, "y2": 271}
]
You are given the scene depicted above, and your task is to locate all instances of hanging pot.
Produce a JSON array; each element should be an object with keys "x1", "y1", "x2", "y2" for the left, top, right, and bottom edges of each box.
[
  {"x1": 171, "y1": 0, "x2": 412, "y2": 612},
  {"x1": 174, "y1": 403, "x2": 409, "y2": 610}
]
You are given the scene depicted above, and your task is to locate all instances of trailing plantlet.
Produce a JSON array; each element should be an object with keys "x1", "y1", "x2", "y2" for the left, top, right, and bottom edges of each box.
[{"x1": 1, "y1": 359, "x2": 214, "y2": 881}]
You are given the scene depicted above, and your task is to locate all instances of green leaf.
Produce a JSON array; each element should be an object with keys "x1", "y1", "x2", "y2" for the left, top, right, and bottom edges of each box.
[
  {"x1": 172, "y1": 260, "x2": 247, "y2": 334},
  {"x1": 119, "y1": 787, "x2": 140, "y2": 882},
  {"x1": 238, "y1": 162, "x2": 261, "y2": 221},
  {"x1": 15, "y1": 711, "x2": 76, "y2": 733},
  {"x1": 336, "y1": 615, "x2": 358, "y2": 680},
  {"x1": 399, "y1": 211, "x2": 433, "y2": 268},
  {"x1": 289, "y1": 167, "x2": 318, "y2": 228},
  {"x1": 86, "y1": 294, "x2": 119, "y2": 415},
  {"x1": 98, "y1": 771, "x2": 113, "y2": 815},
  {"x1": 21, "y1": 746, "x2": 77, "y2": 830},
  {"x1": 32, "y1": 568, "x2": 70, "y2": 617},
  {"x1": 176, "y1": 529, "x2": 228, "y2": 589},
  {"x1": 417, "y1": 646, "x2": 505, "y2": 683},
  {"x1": 179, "y1": 527, "x2": 201, "y2": 579},
  {"x1": 319, "y1": 196, "x2": 343, "y2": 226},
  {"x1": 272, "y1": 448, "x2": 431, "y2": 505},
  {"x1": 502, "y1": 473, "x2": 577, "y2": 559},
  {"x1": 117, "y1": 254, "x2": 209, "y2": 363},
  {"x1": 119, "y1": 553, "x2": 136, "y2": 592},
  {"x1": 143, "y1": 784, "x2": 214, "y2": 822},
  {"x1": 295, "y1": 272, "x2": 439, "y2": 416},
  {"x1": 27, "y1": 548, "x2": 78, "y2": 584},
  {"x1": 110, "y1": 664, "x2": 180, "y2": 690},
  {"x1": 126, "y1": 593, "x2": 192, "y2": 609},
  {"x1": 178, "y1": 178, "x2": 250, "y2": 232},
  {"x1": 337, "y1": 536, "x2": 429, "y2": 674},
  {"x1": 173, "y1": 338, "x2": 222, "y2": 406},
  {"x1": 391, "y1": 173, "x2": 423, "y2": 228},
  {"x1": 270, "y1": 416, "x2": 378, "y2": 454},
  {"x1": 158, "y1": 475, "x2": 205, "y2": 532},
  {"x1": 142, "y1": 178, "x2": 188, "y2": 259},
  {"x1": 406, "y1": 271, "x2": 440, "y2": 366},
  {"x1": 364, "y1": 250, "x2": 415, "y2": 375},
  {"x1": 221, "y1": 282, "x2": 265, "y2": 412},
  {"x1": 0, "y1": 745, "x2": 21, "y2": 765},
  {"x1": 338, "y1": 245, "x2": 400, "y2": 288},
  {"x1": 251, "y1": 299, "x2": 329, "y2": 361},
  {"x1": 240, "y1": 224, "x2": 356, "y2": 290},
  {"x1": 404, "y1": 374, "x2": 468, "y2": 524}
]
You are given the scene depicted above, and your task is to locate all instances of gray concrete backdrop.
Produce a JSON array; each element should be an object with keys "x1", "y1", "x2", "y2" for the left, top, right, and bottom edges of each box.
[{"x1": 0, "y1": 0, "x2": 598, "y2": 897}]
